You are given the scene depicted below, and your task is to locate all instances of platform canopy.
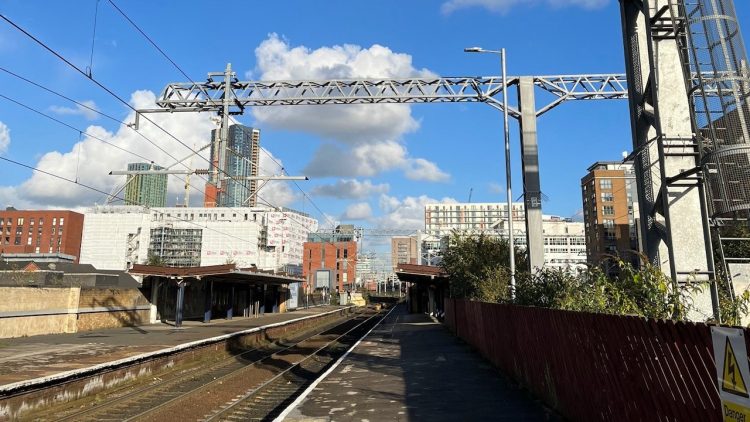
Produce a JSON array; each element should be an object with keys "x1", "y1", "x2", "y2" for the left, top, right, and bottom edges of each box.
[
  {"x1": 129, "y1": 264, "x2": 304, "y2": 285},
  {"x1": 395, "y1": 264, "x2": 448, "y2": 285}
]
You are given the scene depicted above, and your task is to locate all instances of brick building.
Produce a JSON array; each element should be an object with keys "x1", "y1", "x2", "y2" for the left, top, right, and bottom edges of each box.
[
  {"x1": 303, "y1": 226, "x2": 357, "y2": 293},
  {"x1": 0, "y1": 209, "x2": 85, "y2": 262},
  {"x1": 581, "y1": 161, "x2": 641, "y2": 273}
]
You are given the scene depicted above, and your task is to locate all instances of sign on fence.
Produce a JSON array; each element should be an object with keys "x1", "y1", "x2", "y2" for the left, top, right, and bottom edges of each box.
[{"x1": 712, "y1": 327, "x2": 750, "y2": 421}]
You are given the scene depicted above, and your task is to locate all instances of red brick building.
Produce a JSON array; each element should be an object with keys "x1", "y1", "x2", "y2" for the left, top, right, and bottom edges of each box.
[
  {"x1": 302, "y1": 241, "x2": 357, "y2": 293},
  {"x1": 0, "y1": 209, "x2": 84, "y2": 262}
]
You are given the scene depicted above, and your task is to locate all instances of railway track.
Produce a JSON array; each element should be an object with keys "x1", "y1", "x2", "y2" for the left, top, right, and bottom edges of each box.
[
  {"x1": 202, "y1": 309, "x2": 387, "y2": 422},
  {"x1": 27, "y1": 307, "x2": 384, "y2": 421}
]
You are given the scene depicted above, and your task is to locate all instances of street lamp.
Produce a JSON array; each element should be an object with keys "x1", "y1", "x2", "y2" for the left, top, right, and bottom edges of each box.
[{"x1": 464, "y1": 46, "x2": 516, "y2": 299}]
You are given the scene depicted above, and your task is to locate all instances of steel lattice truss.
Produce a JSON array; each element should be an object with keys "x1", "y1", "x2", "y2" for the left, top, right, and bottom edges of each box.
[{"x1": 150, "y1": 73, "x2": 630, "y2": 119}]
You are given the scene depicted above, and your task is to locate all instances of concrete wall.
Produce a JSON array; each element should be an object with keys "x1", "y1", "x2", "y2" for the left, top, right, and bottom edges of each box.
[
  {"x1": 0, "y1": 286, "x2": 150, "y2": 339},
  {"x1": 0, "y1": 287, "x2": 79, "y2": 338}
]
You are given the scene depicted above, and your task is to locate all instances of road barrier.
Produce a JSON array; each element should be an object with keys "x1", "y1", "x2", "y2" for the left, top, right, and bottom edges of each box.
[{"x1": 445, "y1": 298, "x2": 725, "y2": 421}]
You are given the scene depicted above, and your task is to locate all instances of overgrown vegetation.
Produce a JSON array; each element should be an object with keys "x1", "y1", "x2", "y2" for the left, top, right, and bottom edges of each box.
[{"x1": 441, "y1": 231, "x2": 750, "y2": 323}]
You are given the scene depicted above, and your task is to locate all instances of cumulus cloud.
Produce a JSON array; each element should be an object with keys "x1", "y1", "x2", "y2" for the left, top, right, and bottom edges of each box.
[
  {"x1": 255, "y1": 147, "x2": 298, "y2": 208},
  {"x1": 49, "y1": 100, "x2": 100, "y2": 121},
  {"x1": 0, "y1": 121, "x2": 9, "y2": 153},
  {"x1": 441, "y1": 0, "x2": 608, "y2": 14},
  {"x1": 375, "y1": 194, "x2": 457, "y2": 230},
  {"x1": 404, "y1": 158, "x2": 450, "y2": 182},
  {"x1": 311, "y1": 179, "x2": 389, "y2": 199},
  {"x1": 251, "y1": 35, "x2": 448, "y2": 182},
  {"x1": 342, "y1": 202, "x2": 372, "y2": 220},
  {"x1": 304, "y1": 141, "x2": 449, "y2": 181},
  {"x1": 2, "y1": 97, "x2": 298, "y2": 210}
]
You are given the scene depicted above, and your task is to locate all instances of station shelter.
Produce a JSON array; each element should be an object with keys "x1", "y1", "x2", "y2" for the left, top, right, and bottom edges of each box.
[
  {"x1": 395, "y1": 263, "x2": 449, "y2": 316},
  {"x1": 129, "y1": 264, "x2": 305, "y2": 327}
]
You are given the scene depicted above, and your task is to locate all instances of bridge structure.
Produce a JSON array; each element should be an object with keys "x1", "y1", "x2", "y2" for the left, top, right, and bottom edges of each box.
[{"x1": 137, "y1": 70, "x2": 629, "y2": 276}]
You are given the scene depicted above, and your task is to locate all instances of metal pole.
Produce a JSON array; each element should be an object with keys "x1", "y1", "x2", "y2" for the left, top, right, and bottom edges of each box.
[{"x1": 501, "y1": 48, "x2": 516, "y2": 299}]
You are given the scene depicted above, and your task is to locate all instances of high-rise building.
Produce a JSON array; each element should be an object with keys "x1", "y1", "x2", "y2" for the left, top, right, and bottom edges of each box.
[
  {"x1": 391, "y1": 236, "x2": 417, "y2": 271},
  {"x1": 580, "y1": 161, "x2": 641, "y2": 272},
  {"x1": 206, "y1": 125, "x2": 260, "y2": 208},
  {"x1": 125, "y1": 162, "x2": 168, "y2": 208}
]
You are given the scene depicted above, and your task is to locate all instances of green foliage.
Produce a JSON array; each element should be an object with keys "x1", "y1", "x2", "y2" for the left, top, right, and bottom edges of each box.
[
  {"x1": 440, "y1": 231, "x2": 527, "y2": 303},
  {"x1": 146, "y1": 253, "x2": 164, "y2": 266}
]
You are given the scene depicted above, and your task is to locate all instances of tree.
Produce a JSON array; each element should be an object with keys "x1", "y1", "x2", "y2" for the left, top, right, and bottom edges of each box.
[
  {"x1": 146, "y1": 253, "x2": 164, "y2": 266},
  {"x1": 441, "y1": 231, "x2": 527, "y2": 302}
]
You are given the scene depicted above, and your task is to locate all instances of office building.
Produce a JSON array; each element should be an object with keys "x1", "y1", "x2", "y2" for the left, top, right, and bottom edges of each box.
[
  {"x1": 423, "y1": 202, "x2": 586, "y2": 271},
  {"x1": 205, "y1": 125, "x2": 260, "y2": 208},
  {"x1": 79, "y1": 205, "x2": 317, "y2": 271},
  {"x1": 0, "y1": 209, "x2": 84, "y2": 262},
  {"x1": 581, "y1": 161, "x2": 640, "y2": 272},
  {"x1": 125, "y1": 162, "x2": 168, "y2": 208}
]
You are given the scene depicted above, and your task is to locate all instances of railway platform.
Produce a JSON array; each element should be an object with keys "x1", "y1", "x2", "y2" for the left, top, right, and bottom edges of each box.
[
  {"x1": 282, "y1": 304, "x2": 556, "y2": 421},
  {"x1": 0, "y1": 305, "x2": 342, "y2": 390}
]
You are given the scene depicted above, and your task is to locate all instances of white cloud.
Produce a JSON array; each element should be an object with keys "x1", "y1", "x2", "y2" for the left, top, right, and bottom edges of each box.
[
  {"x1": 488, "y1": 182, "x2": 503, "y2": 194},
  {"x1": 0, "y1": 121, "x2": 9, "y2": 153},
  {"x1": 251, "y1": 35, "x2": 448, "y2": 182},
  {"x1": 311, "y1": 179, "x2": 389, "y2": 199},
  {"x1": 404, "y1": 158, "x2": 450, "y2": 182},
  {"x1": 49, "y1": 100, "x2": 100, "y2": 121},
  {"x1": 441, "y1": 0, "x2": 608, "y2": 14},
  {"x1": 4, "y1": 91, "x2": 215, "y2": 209},
  {"x1": 255, "y1": 147, "x2": 298, "y2": 208},
  {"x1": 375, "y1": 194, "x2": 457, "y2": 230},
  {"x1": 304, "y1": 141, "x2": 450, "y2": 182},
  {"x1": 342, "y1": 202, "x2": 372, "y2": 220}
]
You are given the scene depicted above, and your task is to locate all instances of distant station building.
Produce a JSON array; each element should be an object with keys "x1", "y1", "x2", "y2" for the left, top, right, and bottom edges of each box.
[
  {"x1": 125, "y1": 162, "x2": 168, "y2": 208},
  {"x1": 0, "y1": 208, "x2": 84, "y2": 262},
  {"x1": 303, "y1": 225, "x2": 358, "y2": 294},
  {"x1": 79, "y1": 205, "x2": 317, "y2": 271},
  {"x1": 581, "y1": 161, "x2": 641, "y2": 273}
]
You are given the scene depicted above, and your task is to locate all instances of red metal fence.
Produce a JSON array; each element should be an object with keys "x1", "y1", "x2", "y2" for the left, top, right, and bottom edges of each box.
[{"x1": 445, "y1": 298, "x2": 729, "y2": 421}]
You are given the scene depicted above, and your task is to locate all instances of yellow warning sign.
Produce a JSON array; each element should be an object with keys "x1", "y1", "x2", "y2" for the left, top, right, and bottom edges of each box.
[
  {"x1": 724, "y1": 337, "x2": 750, "y2": 398},
  {"x1": 723, "y1": 401, "x2": 750, "y2": 422}
]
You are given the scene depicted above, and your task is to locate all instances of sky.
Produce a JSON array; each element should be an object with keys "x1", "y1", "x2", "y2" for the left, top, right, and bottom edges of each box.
[{"x1": 1, "y1": 0, "x2": 750, "y2": 247}]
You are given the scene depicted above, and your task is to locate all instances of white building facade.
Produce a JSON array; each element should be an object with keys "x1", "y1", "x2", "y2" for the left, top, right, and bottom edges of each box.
[
  {"x1": 80, "y1": 205, "x2": 317, "y2": 271},
  {"x1": 424, "y1": 202, "x2": 586, "y2": 271}
]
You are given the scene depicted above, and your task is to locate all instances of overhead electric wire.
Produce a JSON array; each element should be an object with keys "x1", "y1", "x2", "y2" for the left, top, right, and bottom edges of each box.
[{"x1": 0, "y1": 92, "x2": 152, "y2": 162}]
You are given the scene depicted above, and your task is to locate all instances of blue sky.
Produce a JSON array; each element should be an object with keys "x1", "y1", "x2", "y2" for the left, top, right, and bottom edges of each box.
[{"x1": 1, "y1": 0, "x2": 749, "y2": 235}]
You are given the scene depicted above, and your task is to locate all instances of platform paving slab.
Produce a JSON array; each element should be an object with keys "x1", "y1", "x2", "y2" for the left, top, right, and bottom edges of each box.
[
  {"x1": 0, "y1": 305, "x2": 342, "y2": 387},
  {"x1": 284, "y1": 304, "x2": 556, "y2": 422}
]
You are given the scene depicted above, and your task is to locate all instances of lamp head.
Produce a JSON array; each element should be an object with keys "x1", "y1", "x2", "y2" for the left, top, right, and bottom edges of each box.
[{"x1": 464, "y1": 47, "x2": 483, "y2": 53}]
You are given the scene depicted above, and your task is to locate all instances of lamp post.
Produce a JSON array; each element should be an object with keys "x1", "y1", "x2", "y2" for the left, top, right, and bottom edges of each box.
[{"x1": 464, "y1": 47, "x2": 516, "y2": 299}]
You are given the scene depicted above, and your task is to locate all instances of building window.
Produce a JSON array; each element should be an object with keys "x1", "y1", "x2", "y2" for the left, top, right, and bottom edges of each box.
[
  {"x1": 605, "y1": 228, "x2": 617, "y2": 240},
  {"x1": 337, "y1": 249, "x2": 340, "y2": 259},
  {"x1": 59, "y1": 217, "x2": 64, "y2": 226},
  {"x1": 603, "y1": 219, "x2": 615, "y2": 228},
  {"x1": 52, "y1": 218, "x2": 56, "y2": 226},
  {"x1": 599, "y1": 179, "x2": 612, "y2": 190},
  {"x1": 14, "y1": 237, "x2": 21, "y2": 245},
  {"x1": 29, "y1": 218, "x2": 34, "y2": 225},
  {"x1": 27, "y1": 237, "x2": 31, "y2": 245},
  {"x1": 336, "y1": 262, "x2": 340, "y2": 270},
  {"x1": 603, "y1": 206, "x2": 615, "y2": 216},
  {"x1": 17, "y1": 217, "x2": 23, "y2": 225},
  {"x1": 39, "y1": 217, "x2": 43, "y2": 225},
  {"x1": 343, "y1": 248, "x2": 348, "y2": 258},
  {"x1": 601, "y1": 192, "x2": 614, "y2": 202}
]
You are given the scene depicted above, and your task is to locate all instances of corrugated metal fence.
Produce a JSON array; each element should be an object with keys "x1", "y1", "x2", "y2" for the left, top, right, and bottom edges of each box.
[{"x1": 445, "y1": 298, "x2": 730, "y2": 421}]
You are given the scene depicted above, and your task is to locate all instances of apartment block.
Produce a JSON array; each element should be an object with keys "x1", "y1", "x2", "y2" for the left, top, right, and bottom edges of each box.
[
  {"x1": 0, "y1": 209, "x2": 84, "y2": 262},
  {"x1": 391, "y1": 236, "x2": 418, "y2": 271},
  {"x1": 581, "y1": 161, "x2": 640, "y2": 271},
  {"x1": 303, "y1": 226, "x2": 357, "y2": 293}
]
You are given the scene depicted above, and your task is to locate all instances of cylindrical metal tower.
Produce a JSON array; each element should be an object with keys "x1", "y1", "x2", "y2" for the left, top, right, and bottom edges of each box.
[{"x1": 681, "y1": 0, "x2": 750, "y2": 217}]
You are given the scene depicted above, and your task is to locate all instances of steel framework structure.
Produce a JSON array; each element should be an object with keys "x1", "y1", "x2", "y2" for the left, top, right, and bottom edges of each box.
[{"x1": 141, "y1": 67, "x2": 629, "y2": 271}]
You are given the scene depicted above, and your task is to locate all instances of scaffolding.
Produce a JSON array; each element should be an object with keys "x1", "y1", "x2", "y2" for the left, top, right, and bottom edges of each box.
[{"x1": 148, "y1": 226, "x2": 203, "y2": 267}]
